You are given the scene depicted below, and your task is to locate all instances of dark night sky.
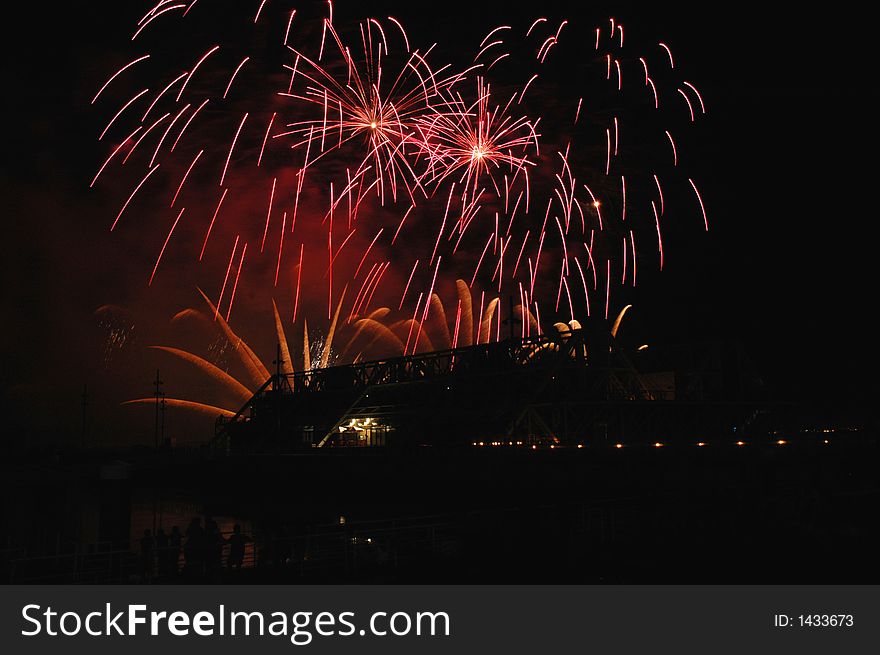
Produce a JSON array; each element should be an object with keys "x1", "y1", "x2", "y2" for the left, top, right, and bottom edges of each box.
[{"x1": 2, "y1": 1, "x2": 877, "y2": 446}]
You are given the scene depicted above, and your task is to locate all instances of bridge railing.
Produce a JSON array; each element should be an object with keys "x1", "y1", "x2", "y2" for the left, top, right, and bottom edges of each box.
[{"x1": 273, "y1": 328, "x2": 597, "y2": 395}]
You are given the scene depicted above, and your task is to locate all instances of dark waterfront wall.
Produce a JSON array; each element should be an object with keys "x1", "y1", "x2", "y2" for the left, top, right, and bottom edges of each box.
[{"x1": 2, "y1": 430, "x2": 878, "y2": 584}]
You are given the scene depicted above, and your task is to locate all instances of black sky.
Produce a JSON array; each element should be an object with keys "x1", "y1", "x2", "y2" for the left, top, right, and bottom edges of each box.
[{"x1": 2, "y1": 0, "x2": 877, "y2": 445}]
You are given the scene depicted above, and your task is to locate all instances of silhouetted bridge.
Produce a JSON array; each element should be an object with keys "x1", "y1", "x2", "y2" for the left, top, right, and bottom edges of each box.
[{"x1": 213, "y1": 329, "x2": 762, "y2": 453}]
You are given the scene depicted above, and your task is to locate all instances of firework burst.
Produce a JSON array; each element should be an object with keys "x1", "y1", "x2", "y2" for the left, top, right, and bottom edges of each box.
[
  {"x1": 91, "y1": 2, "x2": 711, "y2": 358},
  {"x1": 416, "y1": 76, "x2": 538, "y2": 197}
]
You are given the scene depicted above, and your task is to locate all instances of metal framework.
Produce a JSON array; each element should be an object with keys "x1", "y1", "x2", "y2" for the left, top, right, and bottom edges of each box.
[{"x1": 213, "y1": 329, "x2": 761, "y2": 453}]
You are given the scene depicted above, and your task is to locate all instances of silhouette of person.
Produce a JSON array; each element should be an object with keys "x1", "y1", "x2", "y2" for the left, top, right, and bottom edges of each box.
[
  {"x1": 155, "y1": 528, "x2": 169, "y2": 577},
  {"x1": 184, "y1": 518, "x2": 205, "y2": 576},
  {"x1": 139, "y1": 529, "x2": 154, "y2": 582},
  {"x1": 169, "y1": 526, "x2": 182, "y2": 576},
  {"x1": 226, "y1": 524, "x2": 250, "y2": 570},
  {"x1": 205, "y1": 518, "x2": 224, "y2": 575}
]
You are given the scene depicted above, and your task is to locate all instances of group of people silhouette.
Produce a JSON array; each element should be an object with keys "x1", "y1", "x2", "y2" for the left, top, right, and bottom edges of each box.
[{"x1": 139, "y1": 518, "x2": 250, "y2": 581}]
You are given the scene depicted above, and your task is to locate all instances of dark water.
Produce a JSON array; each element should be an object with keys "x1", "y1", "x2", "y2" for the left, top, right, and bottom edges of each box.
[{"x1": 3, "y1": 436, "x2": 880, "y2": 583}]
